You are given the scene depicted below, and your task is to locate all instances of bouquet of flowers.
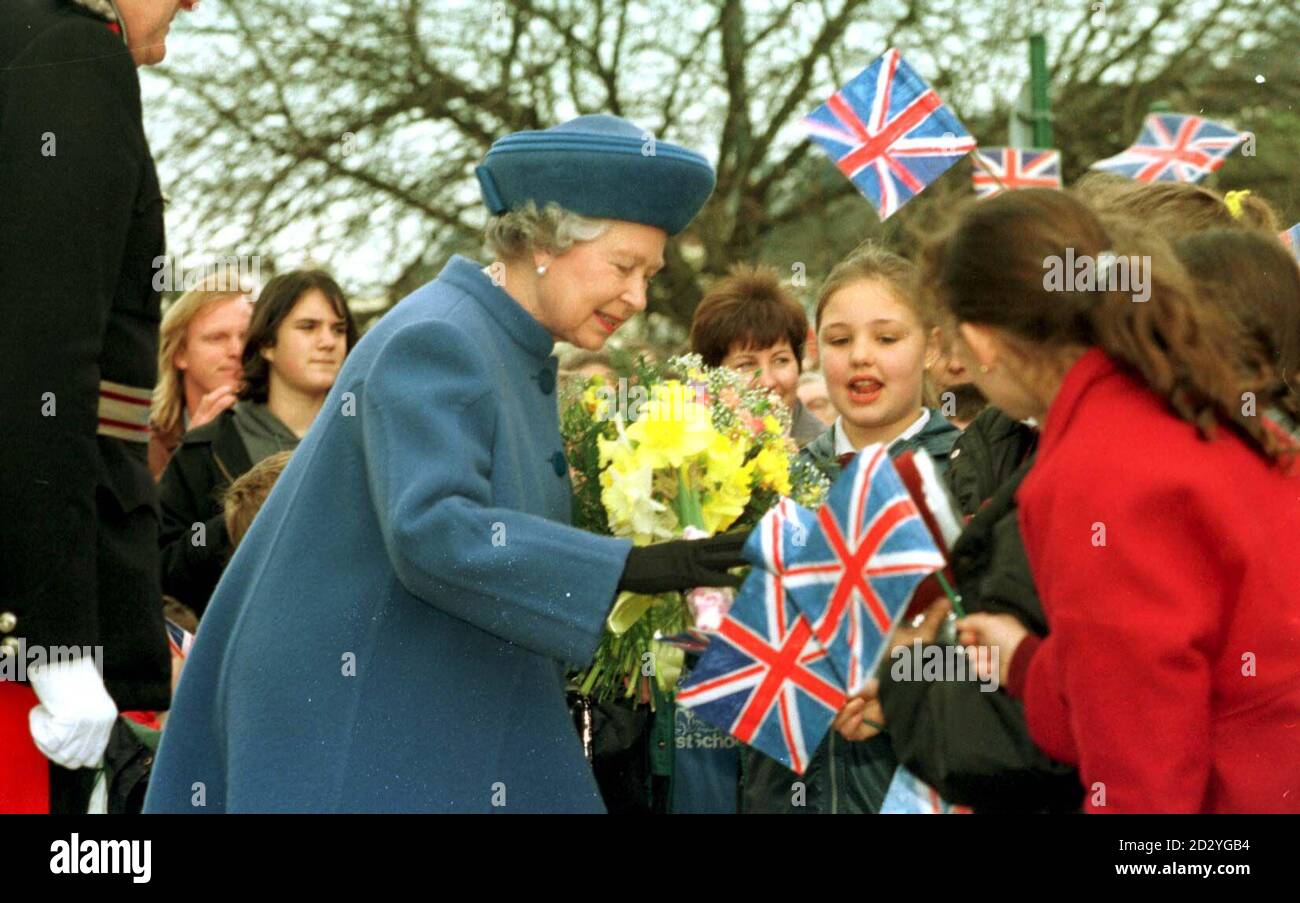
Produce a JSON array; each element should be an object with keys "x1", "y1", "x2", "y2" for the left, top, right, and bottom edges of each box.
[{"x1": 561, "y1": 354, "x2": 829, "y2": 701}]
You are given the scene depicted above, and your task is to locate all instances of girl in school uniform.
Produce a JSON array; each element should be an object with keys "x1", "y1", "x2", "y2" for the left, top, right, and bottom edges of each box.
[
  {"x1": 742, "y1": 244, "x2": 960, "y2": 814},
  {"x1": 799, "y1": 245, "x2": 960, "y2": 482}
]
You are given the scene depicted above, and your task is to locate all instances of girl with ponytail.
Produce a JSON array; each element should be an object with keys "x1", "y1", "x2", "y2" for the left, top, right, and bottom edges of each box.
[{"x1": 925, "y1": 188, "x2": 1300, "y2": 813}]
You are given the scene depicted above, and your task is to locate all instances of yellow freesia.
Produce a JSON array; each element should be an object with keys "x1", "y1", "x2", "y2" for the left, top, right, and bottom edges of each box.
[
  {"x1": 753, "y1": 444, "x2": 792, "y2": 496},
  {"x1": 583, "y1": 384, "x2": 612, "y2": 421}
]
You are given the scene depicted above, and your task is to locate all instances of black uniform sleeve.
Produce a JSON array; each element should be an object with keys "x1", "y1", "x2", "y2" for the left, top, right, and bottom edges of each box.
[
  {"x1": 0, "y1": 22, "x2": 142, "y2": 649},
  {"x1": 157, "y1": 449, "x2": 231, "y2": 617},
  {"x1": 879, "y1": 662, "x2": 1081, "y2": 811},
  {"x1": 879, "y1": 457, "x2": 1078, "y2": 811}
]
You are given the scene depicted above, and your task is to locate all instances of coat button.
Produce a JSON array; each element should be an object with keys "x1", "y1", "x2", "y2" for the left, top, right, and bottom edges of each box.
[
  {"x1": 551, "y1": 451, "x2": 568, "y2": 477},
  {"x1": 0, "y1": 612, "x2": 15, "y2": 633},
  {"x1": 537, "y1": 368, "x2": 556, "y2": 395},
  {"x1": 0, "y1": 637, "x2": 19, "y2": 658}
]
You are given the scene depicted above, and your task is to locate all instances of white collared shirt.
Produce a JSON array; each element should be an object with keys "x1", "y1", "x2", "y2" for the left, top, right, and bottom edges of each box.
[{"x1": 833, "y1": 408, "x2": 931, "y2": 457}]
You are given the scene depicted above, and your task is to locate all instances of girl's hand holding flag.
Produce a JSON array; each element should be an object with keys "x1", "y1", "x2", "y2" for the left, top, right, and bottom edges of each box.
[
  {"x1": 832, "y1": 680, "x2": 884, "y2": 742},
  {"x1": 832, "y1": 597, "x2": 950, "y2": 741},
  {"x1": 956, "y1": 612, "x2": 1029, "y2": 689}
]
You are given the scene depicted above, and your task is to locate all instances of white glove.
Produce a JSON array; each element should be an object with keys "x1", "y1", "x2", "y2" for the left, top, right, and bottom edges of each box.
[{"x1": 27, "y1": 656, "x2": 118, "y2": 770}]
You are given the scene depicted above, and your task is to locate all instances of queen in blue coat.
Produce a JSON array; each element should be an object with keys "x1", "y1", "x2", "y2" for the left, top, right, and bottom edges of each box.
[{"x1": 144, "y1": 116, "x2": 741, "y2": 812}]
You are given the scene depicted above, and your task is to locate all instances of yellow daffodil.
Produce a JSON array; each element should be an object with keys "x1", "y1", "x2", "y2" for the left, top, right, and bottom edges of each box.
[
  {"x1": 699, "y1": 433, "x2": 754, "y2": 533},
  {"x1": 599, "y1": 437, "x2": 677, "y2": 544},
  {"x1": 606, "y1": 592, "x2": 658, "y2": 635},
  {"x1": 625, "y1": 382, "x2": 716, "y2": 469}
]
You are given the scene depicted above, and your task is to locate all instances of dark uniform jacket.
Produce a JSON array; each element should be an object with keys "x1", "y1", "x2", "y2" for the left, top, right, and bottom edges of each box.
[
  {"x1": 157, "y1": 409, "x2": 255, "y2": 618},
  {"x1": 877, "y1": 406, "x2": 1083, "y2": 811},
  {"x1": 0, "y1": 0, "x2": 169, "y2": 710}
]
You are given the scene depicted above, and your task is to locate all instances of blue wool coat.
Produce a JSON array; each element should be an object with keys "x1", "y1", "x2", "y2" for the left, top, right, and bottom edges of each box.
[{"x1": 144, "y1": 256, "x2": 633, "y2": 813}]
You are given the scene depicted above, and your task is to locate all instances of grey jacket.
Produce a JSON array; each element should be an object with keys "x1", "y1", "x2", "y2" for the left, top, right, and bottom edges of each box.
[{"x1": 790, "y1": 400, "x2": 829, "y2": 449}]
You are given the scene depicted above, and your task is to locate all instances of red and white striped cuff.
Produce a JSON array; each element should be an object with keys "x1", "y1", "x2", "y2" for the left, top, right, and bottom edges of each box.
[{"x1": 97, "y1": 379, "x2": 152, "y2": 443}]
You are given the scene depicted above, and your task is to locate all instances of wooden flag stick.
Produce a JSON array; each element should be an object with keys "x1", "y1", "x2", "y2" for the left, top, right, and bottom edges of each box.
[{"x1": 969, "y1": 149, "x2": 1009, "y2": 193}]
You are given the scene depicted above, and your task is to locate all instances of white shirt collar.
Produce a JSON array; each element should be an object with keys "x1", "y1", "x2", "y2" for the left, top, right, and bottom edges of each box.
[{"x1": 833, "y1": 408, "x2": 931, "y2": 456}]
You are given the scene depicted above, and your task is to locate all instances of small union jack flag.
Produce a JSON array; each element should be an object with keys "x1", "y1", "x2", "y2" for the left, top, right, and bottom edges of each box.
[
  {"x1": 802, "y1": 48, "x2": 976, "y2": 220},
  {"x1": 1281, "y1": 223, "x2": 1300, "y2": 262},
  {"x1": 165, "y1": 619, "x2": 195, "y2": 659},
  {"x1": 972, "y1": 147, "x2": 1061, "y2": 198},
  {"x1": 781, "y1": 446, "x2": 945, "y2": 692},
  {"x1": 880, "y1": 765, "x2": 972, "y2": 814},
  {"x1": 1090, "y1": 114, "x2": 1249, "y2": 184},
  {"x1": 676, "y1": 500, "x2": 846, "y2": 774}
]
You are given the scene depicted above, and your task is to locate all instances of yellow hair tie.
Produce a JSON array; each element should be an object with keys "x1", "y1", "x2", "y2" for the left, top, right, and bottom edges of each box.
[{"x1": 1224, "y1": 189, "x2": 1252, "y2": 219}]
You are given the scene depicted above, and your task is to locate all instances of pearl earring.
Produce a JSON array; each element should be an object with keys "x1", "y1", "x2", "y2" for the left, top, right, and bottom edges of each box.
[
  {"x1": 979, "y1": 363, "x2": 991, "y2": 373},
  {"x1": 536, "y1": 265, "x2": 548, "y2": 276}
]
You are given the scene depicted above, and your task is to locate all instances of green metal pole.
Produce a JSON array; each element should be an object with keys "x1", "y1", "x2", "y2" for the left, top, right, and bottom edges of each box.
[{"x1": 1029, "y1": 33, "x2": 1052, "y2": 148}]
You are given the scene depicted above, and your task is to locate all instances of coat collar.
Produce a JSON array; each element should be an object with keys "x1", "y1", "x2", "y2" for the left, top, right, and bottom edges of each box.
[
  {"x1": 790, "y1": 400, "x2": 828, "y2": 448},
  {"x1": 1035, "y1": 347, "x2": 1115, "y2": 461},
  {"x1": 438, "y1": 255, "x2": 556, "y2": 360},
  {"x1": 830, "y1": 408, "x2": 932, "y2": 456},
  {"x1": 179, "y1": 409, "x2": 255, "y2": 483}
]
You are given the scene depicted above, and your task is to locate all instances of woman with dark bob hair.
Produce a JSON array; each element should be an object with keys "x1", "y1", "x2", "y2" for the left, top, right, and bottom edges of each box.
[
  {"x1": 689, "y1": 263, "x2": 827, "y2": 447},
  {"x1": 157, "y1": 270, "x2": 358, "y2": 618}
]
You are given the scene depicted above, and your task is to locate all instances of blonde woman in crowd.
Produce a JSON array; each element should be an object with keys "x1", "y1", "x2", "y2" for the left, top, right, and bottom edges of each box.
[{"x1": 149, "y1": 276, "x2": 253, "y2": 478}]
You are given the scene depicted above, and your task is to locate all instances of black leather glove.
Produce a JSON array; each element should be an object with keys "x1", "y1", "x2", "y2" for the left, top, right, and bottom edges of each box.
[{"x1": 617, "y1": 530, "x2": 750, "y2": 595}]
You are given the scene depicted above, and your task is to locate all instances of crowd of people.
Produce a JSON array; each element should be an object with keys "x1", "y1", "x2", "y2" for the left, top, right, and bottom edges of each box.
[{"x1": 2, "y1": 0, "x2": 1298, "y2": 815}]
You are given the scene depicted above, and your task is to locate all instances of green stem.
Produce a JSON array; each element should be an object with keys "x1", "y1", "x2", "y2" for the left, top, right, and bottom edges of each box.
[
  {"x1": 579, "y1": 659, "x2": 600, "y2": 696},
  {"x1": 935, "y1": 571, "x2": 966, "y2": 618},
  {"x1": 676, "y1": 466, "x2": 706, "y2": 530}
]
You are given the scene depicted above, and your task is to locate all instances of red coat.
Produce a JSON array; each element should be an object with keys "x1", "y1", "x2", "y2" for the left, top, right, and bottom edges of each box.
[
  {"x1": 1012, "y1": 348, "x2": 1300, "y2": 813},
  {"x1": 0, "y1": 684, "x2": 47, "y2": 813}
]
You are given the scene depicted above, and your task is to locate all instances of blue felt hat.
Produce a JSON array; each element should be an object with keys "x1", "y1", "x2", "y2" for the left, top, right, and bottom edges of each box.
[{"x1": 475, "y1": 115, "x2": 716, "y2": 235}]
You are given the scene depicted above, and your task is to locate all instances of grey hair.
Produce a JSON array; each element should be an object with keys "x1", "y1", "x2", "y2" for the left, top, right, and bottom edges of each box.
[{"x1": 484, "y1": 201, "x2": 612, "y2": 261}]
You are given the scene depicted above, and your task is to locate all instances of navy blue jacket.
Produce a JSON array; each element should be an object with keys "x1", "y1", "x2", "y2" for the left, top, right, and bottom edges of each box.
[{"x1": 145, "y1": 256, "x2": 633, "y2": 812}]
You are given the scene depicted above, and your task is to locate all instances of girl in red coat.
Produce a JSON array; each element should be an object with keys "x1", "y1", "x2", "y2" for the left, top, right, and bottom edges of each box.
[{"x1": 923, "y1": 189, "x2": 1300, "y2": 813}]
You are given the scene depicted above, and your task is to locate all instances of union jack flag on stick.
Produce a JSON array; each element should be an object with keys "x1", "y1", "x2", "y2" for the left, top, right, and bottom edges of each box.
[
  {"x1": 676, "y1": 500, "x2": 845, "y2": 774},
  {"x1": 781, "y1": 446, "x2": 945, "y2": 692},
  {"x1": 972, "y1": 147, "x2": 1061, "y2": 197},
  {"x1": 893, "y1": 449, "x2": 967, "y2": 620},
  {"x1": 802, "y1": 48, "x2": 976, "y2": 220},
  {"x1": 1089, "y1": 114, "x2": 1249, "y2": 184}
]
